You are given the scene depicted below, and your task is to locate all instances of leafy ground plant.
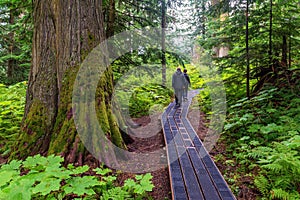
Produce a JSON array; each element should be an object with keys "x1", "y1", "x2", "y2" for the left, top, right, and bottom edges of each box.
[
  {"x1": 222, "y1": 86, "x2": 300, "y2": 199},
  {"x1": 0, "y1": 154, "x2": 154, "y2": 200},
  {"x1": 129, "y1": 84, "x2": 173, "y2": 117},
  {"x1": 0, "y1": 81, "x2": 26, "y2": 156}
]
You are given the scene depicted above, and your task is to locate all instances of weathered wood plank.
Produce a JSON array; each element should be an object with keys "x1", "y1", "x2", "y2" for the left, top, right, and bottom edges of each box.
[
  {"x1": 177, "y1": 146, "x2": 204, "y2": 200},
  {"x1": 170, "y1": 160, "x2": 188, "y2": 200},
  {"x1": 161, "y1": 90, "x2": 236, "y2": 200},
  {"x1": 187, "y1": 147, "x2": 221, "y2": 200}
]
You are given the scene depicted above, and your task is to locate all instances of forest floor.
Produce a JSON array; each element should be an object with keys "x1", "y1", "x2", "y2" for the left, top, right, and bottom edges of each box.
[
  {"x1": 117, "y1": 115, "x2": 172, "y2": 199},
  {"x1": 0, "y1": 106, "x2": 259, "y2": 199},
  {"x1": 123, "y1": 102, "x2": 259, "y2": 200}
]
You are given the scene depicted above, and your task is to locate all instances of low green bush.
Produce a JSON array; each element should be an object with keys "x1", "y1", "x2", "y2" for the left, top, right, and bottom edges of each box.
[
  {"x1": 0, "y1": 154, "x2": 154, "y2": 200},
  {"x1": 129, "y1": 84, "x2": 173, "y2": 117},
  {"x1": 223, "y1": 87, "x2": 300, "y2": 199}
]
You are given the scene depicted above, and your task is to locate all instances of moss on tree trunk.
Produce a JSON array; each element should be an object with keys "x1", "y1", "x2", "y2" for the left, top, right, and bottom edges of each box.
[{"x1": 10, "y1": 0, "x2": 126, "y2": 166}]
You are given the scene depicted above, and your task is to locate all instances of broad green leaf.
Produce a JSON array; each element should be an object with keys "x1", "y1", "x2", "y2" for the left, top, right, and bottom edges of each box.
[
  {"x1": 63, "y1": 176, "x2": 100, "y2": 196},
  {"x1": 140, "y1": 175, "x2": 154, "y2": 192},
  {"x1": 1, "y1": 159, "x2": 22, "y2": 171},
  {"x1": 0, "y1": 170, "x2": 19, "y2": 187},
  {"x1": 23, "y1": 154, "x2": 46, "y2": 169},
  {"x1": 31, "y1": 178, "x2": 61, "y2": 195},
  {"x1": 3, "y1": 178, "x2": 34, "y2": 200},
  {"x1": 124, "y1": 179, "x2": 136, "y2": 188},
  {"x1": 102, "y1": 175, "x2": 117, "y2": 182},
  {"x1": 93, "y1": 167, "x2": 112, "y2": 176},
  {"x1": 70, "y1": 165, "x2": 89, "y2": 174}
]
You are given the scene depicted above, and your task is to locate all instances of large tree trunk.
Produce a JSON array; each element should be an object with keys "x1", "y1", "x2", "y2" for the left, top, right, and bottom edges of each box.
[
  {"x1": 11, "y1": 0, "x2": 126, "y2": 165},
  {"x1": 106, "y1": 0, "x2": 115, "y2": 38}
]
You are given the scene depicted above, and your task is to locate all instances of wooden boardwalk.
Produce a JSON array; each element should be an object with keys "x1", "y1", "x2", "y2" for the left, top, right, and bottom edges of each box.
[{"x1": 161, "y1": 90, "x2": 236, "y2": 200}]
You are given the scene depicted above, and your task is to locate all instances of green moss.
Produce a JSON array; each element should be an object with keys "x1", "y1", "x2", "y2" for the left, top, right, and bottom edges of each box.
[
  {"x1": 49, "y1": 65, "x2": 126, "y2": 155},
  {"x1": 97, "y1": 100, "x2": 110, "y2": 133},
  {"x1": 48, "y1": 118, "x2": 76, "y2": 154},
  {"x1": 87, "y1": 31, "x2": 96, "y2": 47},
  {"x1": 108, "y1": 110, "x2": 126, "y2": 149},
  {"x1": 10, "y1": 100, "x2": 49, "y2": 159},
  {"x1": 48, "y1": 66, "x2": 79, "y2": 154},
  {"x1": 12, "y1": 64, "x2": 126, "y2": 161}
]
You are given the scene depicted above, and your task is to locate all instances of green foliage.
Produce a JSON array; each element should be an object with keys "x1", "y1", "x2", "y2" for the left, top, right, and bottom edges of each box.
[
  {"x1": 197, "y1": 0, "x2": 300, "y2": 99},
  {"x1": 124, "y1": 173, "x2": 154, "y2": 195},
  {"x1": 0, "y1": 81, "x2": 26, "y2": 156},
  {"x1": 0, "y1": 0, "x2": 32, "y2": 84},
  {"x1": 0, "y1": 154, "x2": 154, "y2": 200},
  {"x1": 129, "y1": 84, "x2": 173, "y2": 117},
  {"x1": 222, "y1": 86, "x2": 300, "y2": 199}
]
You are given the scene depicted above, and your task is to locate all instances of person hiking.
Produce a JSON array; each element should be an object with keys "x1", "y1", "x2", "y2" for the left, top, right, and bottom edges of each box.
[
  {"x1": 183, "y1": 69, "x2": 191, "y2": 101},
  {"x1": 172, "y1": 67, "x2": 187, "y2": 107}
]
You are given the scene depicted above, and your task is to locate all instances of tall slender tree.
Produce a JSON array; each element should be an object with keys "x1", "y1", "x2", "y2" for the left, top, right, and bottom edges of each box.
[
  {"x1": 269, "y1": 0, "x2": 273, "y2": 69},
  {"x1": 161, "y1": 0, "x2": 167, "y2": 86},
  {"x1": 246, "y1": 0, "x2": 250, "y2": 98}
]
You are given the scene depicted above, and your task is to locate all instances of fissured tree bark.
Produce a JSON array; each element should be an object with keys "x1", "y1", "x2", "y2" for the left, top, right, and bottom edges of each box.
[{"x1": 11, "y1": 0, "x2": 126, "y2": 166}]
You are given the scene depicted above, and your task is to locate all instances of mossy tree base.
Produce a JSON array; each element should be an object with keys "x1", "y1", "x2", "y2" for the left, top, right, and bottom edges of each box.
[{"x1": 10, "y1": 1, "x2": 127, "y2": 166}]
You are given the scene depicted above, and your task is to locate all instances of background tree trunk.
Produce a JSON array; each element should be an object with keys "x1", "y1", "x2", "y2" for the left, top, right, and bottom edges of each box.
[
  {"x1": 281, "y1": 35, "x2": 287, "y2": 67},
  {"x1": 12, "y1": 0, "x2": 126, "y2": 166},
  {"x1": 246, "y1": 0, "x2": 250, "y2": 98},
  {"x1": 106, "y1": 0, "x2": 116, "y2": 38},
  {"x1": 269, "y1": 0, "x2": 273, "y2": 68},
  {"x1": 7, "y1": 7, "x2": 16, "y2": 84},
  {"x1": 161, "y1": 0, "x2": 167, "y2": 87}
]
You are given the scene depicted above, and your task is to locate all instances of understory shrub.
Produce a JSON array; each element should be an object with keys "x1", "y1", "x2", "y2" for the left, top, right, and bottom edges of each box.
[{"x1": 0, "y1": 154, "x2": 154, "y2": 200}]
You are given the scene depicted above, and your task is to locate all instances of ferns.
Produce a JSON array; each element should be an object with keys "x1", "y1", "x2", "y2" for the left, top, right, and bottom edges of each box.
[
  {"x1": 251, "y1": 139, "x2": 300, "y2": 199},
  {"x1": 271, "y1": 188, "x2": 300, "y2": 200},
  {"x1": 254, "y1": 175, "x2": 270, "y2": 196},
  {"x1": 0, "y1": 82, "x2": 26, "y2": 155},
  {"x1": 222, "y1": 86, "x2": 300, "y2": 199},
  {"x1": 247, "y1": 146, "x2": 273, "y2": 159}
]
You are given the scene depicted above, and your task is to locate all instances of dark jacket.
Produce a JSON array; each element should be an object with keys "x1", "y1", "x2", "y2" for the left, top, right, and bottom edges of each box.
[{"x1": 183, "y1": 73, "x2": 191, "y2": 87}]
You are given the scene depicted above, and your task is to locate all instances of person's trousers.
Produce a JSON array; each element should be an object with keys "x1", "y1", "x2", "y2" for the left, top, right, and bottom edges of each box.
[
  {"x1": 183, "y1": 87, "x2": 188, "y2": 99},
  {"x1": 174, "y1": 88, "x2": 183, "y2": 105}
]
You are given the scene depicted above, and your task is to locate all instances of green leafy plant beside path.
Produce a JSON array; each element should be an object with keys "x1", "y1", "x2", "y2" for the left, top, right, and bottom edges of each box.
[
  {"x1": 222, "y1": 87, "x2": 300, "y2": 199},
  {"x1": 129, "y1": 84, "x2": 173, "y2": 117},
  {"x1": 0, "y1": 154, "x2": 154, "y2": 200}
]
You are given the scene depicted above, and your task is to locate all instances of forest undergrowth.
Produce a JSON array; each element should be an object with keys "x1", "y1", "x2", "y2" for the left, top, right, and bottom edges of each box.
[
  {"x1": 1, "y1": 66, "x2": 300, "y2": 199},
  {"x1": 207, "y1": 85, "x2": 300, "y2": 200}
]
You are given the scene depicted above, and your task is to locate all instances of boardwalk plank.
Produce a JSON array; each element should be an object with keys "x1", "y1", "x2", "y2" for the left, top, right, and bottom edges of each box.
[
  {"x1": 177, "y1": 147, "x2": 204, "y2": 200},
  {"x1": 170, "y1": 160, "x2": 188, "y2": 200},
  {"x1": 161, "y1": 90, "x2": 236, "y2": 200},
  {"x1": 187, "y1": 148, "x2": 221, "y2": 200}
]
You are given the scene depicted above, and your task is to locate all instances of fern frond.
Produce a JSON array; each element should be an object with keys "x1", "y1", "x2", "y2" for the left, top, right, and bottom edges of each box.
[
  {"x1": 247, "y1": 146, "x2": 273, "y2": 159},
  {"x1": 273, "y1": 176, "x2": 294, "y2": 190},
  {"x1": 271, "y1": 188, "x2": 300, "y2": 200},
  {"x1": 261, "y1": 163, "x2": 283, "y2": 173},
  {"x1": 254, "y1": 175, "x2": 269, "y2": 196}
]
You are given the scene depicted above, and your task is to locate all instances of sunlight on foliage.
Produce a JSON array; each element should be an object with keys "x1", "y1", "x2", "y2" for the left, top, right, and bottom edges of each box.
[
  {"x1": 0, "y1": 154, "x2": 154, "y2": 200},
  {"x1": 222, "y1": 86, "x2": 300, "y2": 199}
]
